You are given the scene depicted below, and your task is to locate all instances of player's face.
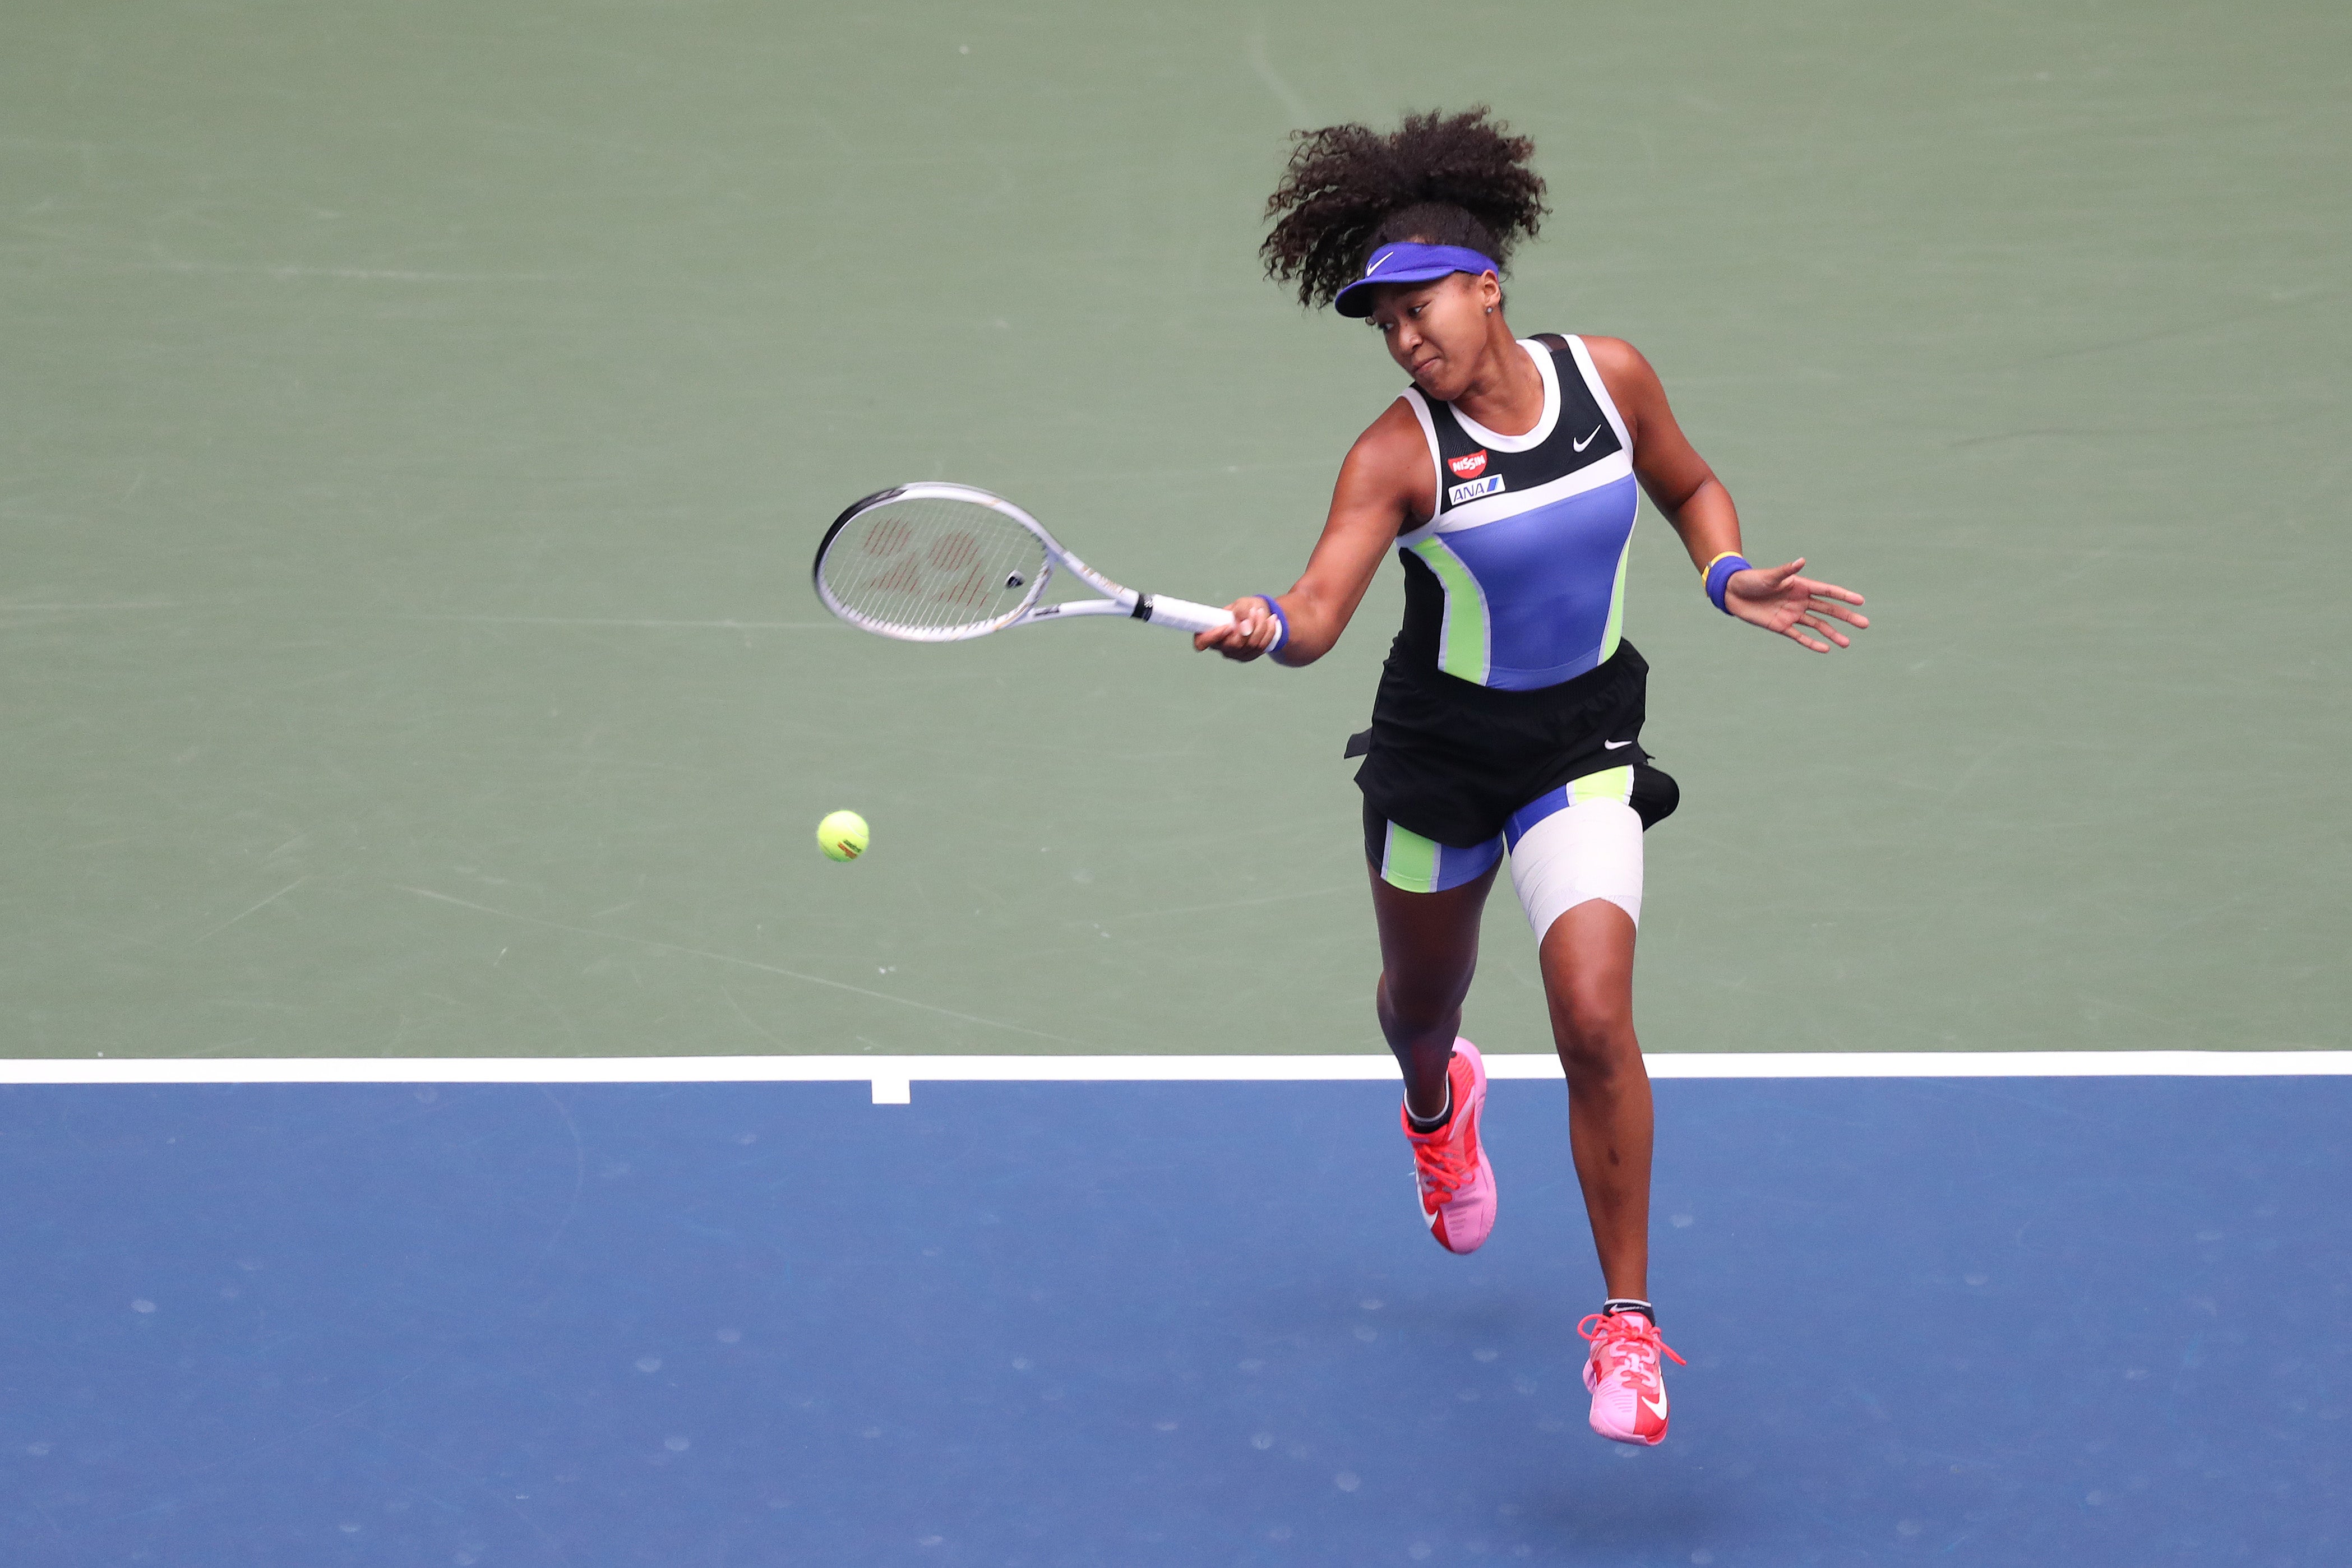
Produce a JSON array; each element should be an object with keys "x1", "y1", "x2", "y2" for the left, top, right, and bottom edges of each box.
[{"x1": 1365, "y1": 272, "x2": 1501, "y2": 401}]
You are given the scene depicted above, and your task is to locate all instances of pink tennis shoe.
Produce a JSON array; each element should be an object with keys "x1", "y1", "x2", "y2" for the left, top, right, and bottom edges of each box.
[
  {"x1": 1402, "y1": 1040, "x2": 1495, "y2": 1254},
  {"x1": 1580, "y1": 1310, "x2": 1686, "y2": 1445}
]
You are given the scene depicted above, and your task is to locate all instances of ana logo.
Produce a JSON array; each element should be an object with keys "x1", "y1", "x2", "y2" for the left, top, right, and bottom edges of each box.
[
  {"x1": 1447, "y1": 450, "x2": 1489, "y2": 479},
  {"x1": 1447, "y1": 474, "x2": 1505, "y2": 507}
]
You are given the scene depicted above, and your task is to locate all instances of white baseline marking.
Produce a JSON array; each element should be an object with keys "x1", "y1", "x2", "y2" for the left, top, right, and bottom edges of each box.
[{"x1": 3, "y1": 1051, "x2": 2346, "y2": 1090}]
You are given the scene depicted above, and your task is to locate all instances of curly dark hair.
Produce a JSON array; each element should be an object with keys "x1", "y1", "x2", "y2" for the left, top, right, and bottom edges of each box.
[{"x1": 1260, "y1": 107, "x2": 1548, "y2": 310}]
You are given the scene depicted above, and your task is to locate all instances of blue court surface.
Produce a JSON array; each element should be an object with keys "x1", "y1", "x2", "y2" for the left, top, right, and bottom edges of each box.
[{"x1": 3, "y1": 1075, "x2": 2345, "y2": 1566}]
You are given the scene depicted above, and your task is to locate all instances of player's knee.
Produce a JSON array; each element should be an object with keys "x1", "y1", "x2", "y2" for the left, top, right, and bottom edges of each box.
[{"x1": 1551, "y1": 980, "x2": 1634, "y2": 1074}]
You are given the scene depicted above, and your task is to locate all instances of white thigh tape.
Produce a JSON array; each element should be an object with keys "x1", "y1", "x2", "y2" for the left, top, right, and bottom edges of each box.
[{"x1": 1508, "y1": 796, "x2": 1644, "y2": 937}]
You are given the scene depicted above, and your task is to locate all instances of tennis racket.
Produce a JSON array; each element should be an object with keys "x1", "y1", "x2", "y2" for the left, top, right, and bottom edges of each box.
[{"x1": 812, "y1": 482, "x2": 1234, "y2": 642}]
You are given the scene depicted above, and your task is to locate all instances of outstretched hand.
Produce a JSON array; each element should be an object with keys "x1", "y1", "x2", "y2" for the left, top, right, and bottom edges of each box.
[
  {"x1": 1193, "y1": 596, "x2": 1283, "y2": 660},
  {"x1": 1725, "y1": 559, "x2": 1868, "y2": 652}
]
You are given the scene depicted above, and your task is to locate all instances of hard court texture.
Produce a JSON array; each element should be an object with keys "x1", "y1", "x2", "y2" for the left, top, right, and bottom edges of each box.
[
  {"x1": 3, "y1": 1076, "x2": 2345, "y2": 1565},
  {"x1": 4, "y1": 1, "x2": 2350, "y2": 1063}
]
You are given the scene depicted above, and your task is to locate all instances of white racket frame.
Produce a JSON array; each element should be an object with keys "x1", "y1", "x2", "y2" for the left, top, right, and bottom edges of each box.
[{"x1": 813, "y1": 482, "x2": 1235, "y2": 643}]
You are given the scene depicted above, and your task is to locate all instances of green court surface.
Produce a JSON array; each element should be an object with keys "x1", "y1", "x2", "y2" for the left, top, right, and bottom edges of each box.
[{"x1": 3, "y1": 0, "x2": 2347, "y2": 1064}]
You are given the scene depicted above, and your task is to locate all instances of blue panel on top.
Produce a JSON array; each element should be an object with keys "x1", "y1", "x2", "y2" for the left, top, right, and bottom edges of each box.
[
  {"x1": 1443, "y1": 474, "x2": 1637, "y2": 687},
  {"x1": 0, "y1": 1076, "x2": 2344, "y2": 1566}
]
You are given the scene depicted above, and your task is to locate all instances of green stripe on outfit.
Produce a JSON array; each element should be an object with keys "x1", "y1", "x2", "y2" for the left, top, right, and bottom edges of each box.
[
  {"x1": 1570, "y1": 766, "x2": 1635, "y2": 807},
  {"x1": 1380, "y1": 820, "x2": 1441, "y2": 894},
  {"x1": 1403, "y1": 535, "x2": 1489, "y2": 684},
  {"x1": 1596, "y1": 528, "x2": 1633, "y2": 666}
]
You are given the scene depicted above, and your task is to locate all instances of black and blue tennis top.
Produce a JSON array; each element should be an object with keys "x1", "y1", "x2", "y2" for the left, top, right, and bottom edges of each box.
[{"x1": 1396, "y1": 335, "x2": 1639, "y2": 690}]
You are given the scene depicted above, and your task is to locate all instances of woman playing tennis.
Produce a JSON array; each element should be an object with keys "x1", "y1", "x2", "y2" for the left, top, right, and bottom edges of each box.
[{"x1": 1196, "y1": 109, "x2": 1867, "y2": 1446}]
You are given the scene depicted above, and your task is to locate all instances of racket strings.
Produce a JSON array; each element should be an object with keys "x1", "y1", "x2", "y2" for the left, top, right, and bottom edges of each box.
[{"x1": 820, "y1": 497, "x2": 1048, "y2": 636}]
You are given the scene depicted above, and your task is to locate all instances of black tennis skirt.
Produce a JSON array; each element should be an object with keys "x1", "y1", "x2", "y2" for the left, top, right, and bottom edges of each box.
[{"x1": 1347, "y1": 637, "x2": 1680, "y2": 848}]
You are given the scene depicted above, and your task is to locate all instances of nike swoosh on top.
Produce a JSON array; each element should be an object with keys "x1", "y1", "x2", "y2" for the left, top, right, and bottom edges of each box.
[
  {"x1": 1603, "y1": 739, "x2": 1632, "y2": 750},
  {"x1": 1365, "y1": 252, "x2": 1395, "y2": 275},
  {"x1": 1572, "y1": 424, "x2": 1604, "y2": 452}
]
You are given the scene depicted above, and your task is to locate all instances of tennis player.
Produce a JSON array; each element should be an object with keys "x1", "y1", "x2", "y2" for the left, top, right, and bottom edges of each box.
[{"x1": 1197, "y1": 109, "x2": 1866, "y2": 1446}]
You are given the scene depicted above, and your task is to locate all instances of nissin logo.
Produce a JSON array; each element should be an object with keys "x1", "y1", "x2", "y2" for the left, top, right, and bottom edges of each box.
[
  {"x1": 1447, "y1": 474, "x2": 1505, "y2": 506},
  {"x1": 1447, "y1": 450, "x2": 1489, "y2": 479}
]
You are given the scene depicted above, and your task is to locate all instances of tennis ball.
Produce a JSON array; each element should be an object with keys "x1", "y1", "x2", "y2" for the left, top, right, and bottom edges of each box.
[{"x1": 816, "y1": 809, "x2": 870, "y2": 862}]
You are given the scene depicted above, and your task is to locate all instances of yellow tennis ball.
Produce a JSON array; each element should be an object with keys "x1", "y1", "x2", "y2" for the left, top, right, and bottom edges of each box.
[{"x1": 816, "y1": 809, "x2": 870, "y2": 862}]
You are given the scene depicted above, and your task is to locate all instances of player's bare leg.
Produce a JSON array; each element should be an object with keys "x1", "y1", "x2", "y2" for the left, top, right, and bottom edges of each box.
[
  {"x1": 1537, "y1": 898, "x2": 1652, "y2": 1299},
  {"x1": 1369, "y1": 864, "x2": 1495, "y2": 1118},
  {"x1": 1371, "y1": 863, "x2": 1501, "y2": 1252},
  {"x1": 1540, "y1": 898, "x2": 1681, "y2": 1444}
]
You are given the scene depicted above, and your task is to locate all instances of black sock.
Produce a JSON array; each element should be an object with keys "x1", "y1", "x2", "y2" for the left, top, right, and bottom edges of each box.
[
  {"x1": 1406, "y1": 1080, "x2": 1453, "y2": 1134},
  {"x1": 1602, "y1": 1298, "x2": 1654, "y2": 1324}
]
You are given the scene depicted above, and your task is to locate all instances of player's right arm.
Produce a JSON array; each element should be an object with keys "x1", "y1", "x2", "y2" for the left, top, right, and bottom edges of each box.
[{"x1": 1194, "y1": 399, "x2": 1433, "y2": 664}]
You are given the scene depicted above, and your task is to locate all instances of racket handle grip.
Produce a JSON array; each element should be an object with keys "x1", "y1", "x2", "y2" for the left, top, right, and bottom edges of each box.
[{"x1": 1139, "y1": 594, "x2": 1234, "y2": 634}]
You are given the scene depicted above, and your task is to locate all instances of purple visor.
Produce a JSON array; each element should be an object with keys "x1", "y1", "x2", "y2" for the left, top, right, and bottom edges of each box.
[{"x1": 1333, "y1": 242, "x2": 1499, "y2": 318}]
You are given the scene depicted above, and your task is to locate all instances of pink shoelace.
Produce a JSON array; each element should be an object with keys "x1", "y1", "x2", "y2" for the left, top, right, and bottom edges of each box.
[
  {"x1": 1577, "y1": 1311, "x2": 1687, "y2": 1389},
  {"x1": 1407, "y1": 1111, "x2": 1475, "y2": 1204}
]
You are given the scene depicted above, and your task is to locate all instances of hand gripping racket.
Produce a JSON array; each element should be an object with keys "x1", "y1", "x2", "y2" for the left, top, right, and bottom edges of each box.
[{"x1": 813, "y1": 482, "x2": 1234, "y2": 642}]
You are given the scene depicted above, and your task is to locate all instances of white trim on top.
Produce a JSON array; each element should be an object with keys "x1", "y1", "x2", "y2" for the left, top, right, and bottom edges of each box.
[
  {"x1": 1564, "y1": 334, "x2": 1634, "y2": 452},
  {"x1": 1397, "y1": 387, "x2": 1445, "y2": 527},
  {"x1": 4, "y1": 1052, "x2": 2346, "y2": 1104},
  {"x1": 1425, "y1": 452, "x2": 1635, "y2": 535},
  {"x1": 1450, "y1": 340, "x2": 1559, "y2": 451}
]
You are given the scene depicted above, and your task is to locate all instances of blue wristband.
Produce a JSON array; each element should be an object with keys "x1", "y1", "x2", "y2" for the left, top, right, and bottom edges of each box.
[
  {"x1": 1258, "y1": 594, "x2": 1291, "y2": 658},
  {"x1": 1703, "y1": 553, "x2": 1751, "y2": 614}
]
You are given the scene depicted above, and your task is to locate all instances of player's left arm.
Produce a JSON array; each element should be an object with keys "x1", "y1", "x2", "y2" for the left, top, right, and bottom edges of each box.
[{"x1": 1584, "y1": 335, "x2": 1868, "y2": 653}]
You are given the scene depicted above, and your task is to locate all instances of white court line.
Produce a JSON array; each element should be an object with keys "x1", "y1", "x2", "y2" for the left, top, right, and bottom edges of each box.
[{"x1": 4, "y1": 1052, "x2": 2348, "y2": 1104}]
